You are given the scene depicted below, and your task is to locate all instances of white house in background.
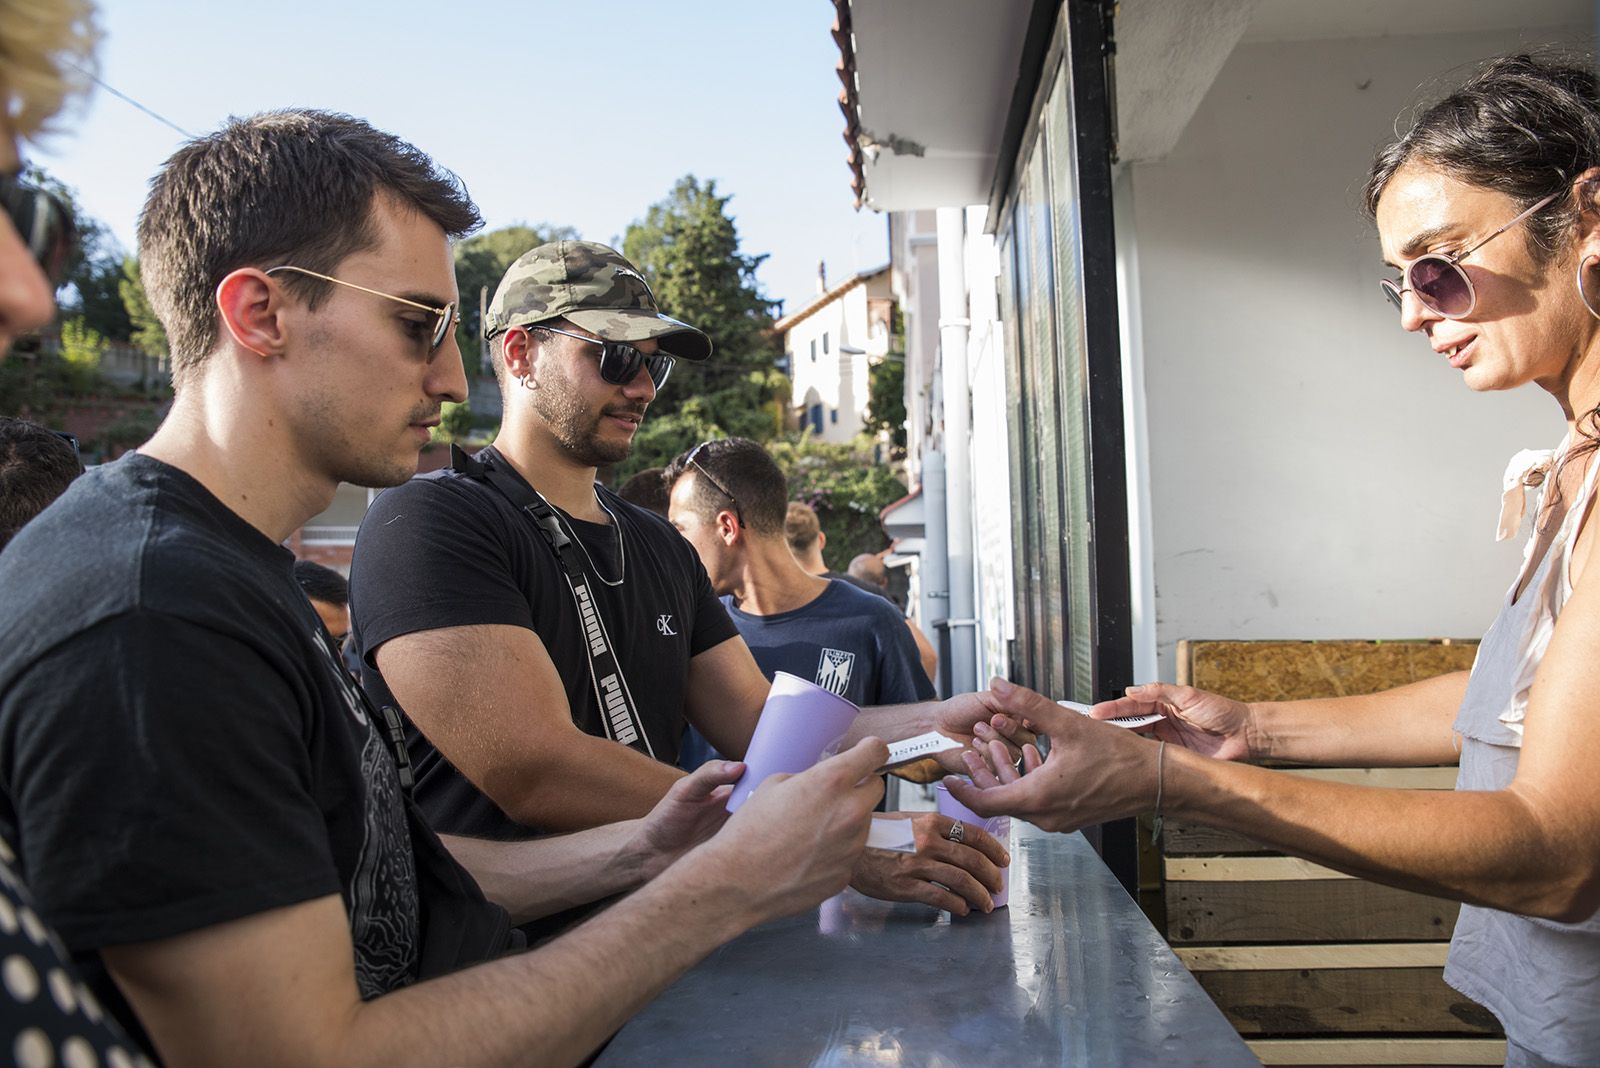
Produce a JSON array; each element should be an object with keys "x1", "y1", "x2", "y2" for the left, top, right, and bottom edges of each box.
[{"x1": 776, "y1": 263, "x2": 893, "y2": 442}]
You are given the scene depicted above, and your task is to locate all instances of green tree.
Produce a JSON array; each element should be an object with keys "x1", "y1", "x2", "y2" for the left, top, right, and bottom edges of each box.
[
  {"x1": 429, "y1": 399, "x2": 475, "y2": 444},
  {"x1": 768, "y1": 436, "x2": 907, "y2": 565},
  {"x1": 26, "y1": 165, "x2": 132, "y2": 341},
  {"x1": 119, "y1": 256, "x2": 169, "y2": 360},
  {"x1": 453, "y1": 222, "x2": 579, "y2": 367},
  {"x1": 58, "y1": 317, "x2": 106, "y2": 393},
  {"x1": 616, "y1": 175, "x2": 786, "y2": 476}
]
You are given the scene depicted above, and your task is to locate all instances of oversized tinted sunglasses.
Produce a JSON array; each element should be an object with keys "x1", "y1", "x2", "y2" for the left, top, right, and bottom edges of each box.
[
  {"x1": 265, "y1": 265, "x2": 457, "y2": 352},
  {"x1": 684, "y1": 439, "x2": 744, "y2": 527},
  {"x1": 538, "y1": 325, "x2": 675, "y2": 389},
  {"x1": 1381, "y1": 191, "x2": 1560, "y2": 319},
  {"x1": 0, "y1": 172, "x2": 76, "y2": 288}
]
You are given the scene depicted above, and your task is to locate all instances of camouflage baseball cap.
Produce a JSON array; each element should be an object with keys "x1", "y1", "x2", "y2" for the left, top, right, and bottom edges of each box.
[{"x1": 484, "y1": 240, "x2": 712, "y2": 361}]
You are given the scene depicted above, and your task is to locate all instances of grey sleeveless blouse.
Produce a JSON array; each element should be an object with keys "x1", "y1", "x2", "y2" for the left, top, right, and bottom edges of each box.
[{"x1": 1447, "y1": 440, "x2": 1600, "y2": 1068}]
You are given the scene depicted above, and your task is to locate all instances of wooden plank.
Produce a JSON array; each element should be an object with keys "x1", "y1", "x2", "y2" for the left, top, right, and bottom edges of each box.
[
  {"x1": 1248, "y1": 1037, "x2": 1506, "y2": 1066},
  {"x1": 1175, "y1": 943, "x2": 1449, "y2": 971},
  {"x1": 1165, "y1": 857, "x2": 1355, "y2": 881},
  {"x1": 1195, "y1": 966, "x2": 1500, "y2": 1037},
  {"x1": 1166, "y1": 880, "x2": 1459, "y2": 943},
  {"x1": 1163, "y1": 820, "x2": 1277, "y2": 856},
  {"x1": 1177, "y1": 639, "x2": 1478, "y2": 703}
]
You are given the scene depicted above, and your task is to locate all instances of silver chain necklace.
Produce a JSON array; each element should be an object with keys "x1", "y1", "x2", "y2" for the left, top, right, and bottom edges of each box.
[{"x1": 533, "y1": 483, "x2": 625, "y2": 587}]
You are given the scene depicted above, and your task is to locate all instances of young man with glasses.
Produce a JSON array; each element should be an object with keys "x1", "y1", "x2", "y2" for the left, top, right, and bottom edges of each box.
[
  {"x1": 350, "y1": 242, "x2": 1021, "y2": 912},
  {"x1": 0, "y1": 110, "x2": 893, "y2": 1067}
]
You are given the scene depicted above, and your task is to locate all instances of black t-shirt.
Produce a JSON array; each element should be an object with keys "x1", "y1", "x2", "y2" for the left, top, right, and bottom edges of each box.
[
  {"x1": 350, "y1": 453, "x2": 739, "y2": 840},
  {"x1": 0, "y1": 454, "x2": 502, "y2": 1046}
]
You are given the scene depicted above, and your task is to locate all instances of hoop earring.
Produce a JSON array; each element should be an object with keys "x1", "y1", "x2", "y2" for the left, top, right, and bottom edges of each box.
[
  {"x1": 1579, "y1": 254, "x2": 1600, "y2": 321},
  {"x1": 518, "y1": 373, "x2": 539, "y2": 392}
]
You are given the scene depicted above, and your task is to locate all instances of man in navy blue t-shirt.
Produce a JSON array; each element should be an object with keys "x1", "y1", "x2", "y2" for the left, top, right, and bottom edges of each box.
[{"x1": 665, "y1": 439, "x2": 934, "y2": 764}]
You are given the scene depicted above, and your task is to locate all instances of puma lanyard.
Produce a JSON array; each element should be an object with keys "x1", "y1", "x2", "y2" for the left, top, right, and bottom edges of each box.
[{"x1": 450, "y1": 444, "x2": 654, "y2": 757}]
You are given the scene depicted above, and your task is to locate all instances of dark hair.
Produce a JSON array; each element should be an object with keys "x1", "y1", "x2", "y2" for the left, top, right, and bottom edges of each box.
[
  {"x1": 784, "y1": 500, "x2": 821, "y2": 554},
  {"x1": 137, "y1": 109, "x2": 481, "y2": 389},
  {"x1": 0, "y1": 417, "x2": 81, "y2": 550},
  {"x1": 293, "y1": 559, "x2": 349, "y2": 607},
  {"x1": 663, "y1": 438, "x2": 787, "y2": 536},
  {"x1": 1364, "y1": 54, "x2": 1600, "y2": 263},
  {"x1": 615, "y1": 466, "x2": 669, "y2": 517},
  {"x1": 1366, "y1": 54, "x2": 1600, "y2": 477}
]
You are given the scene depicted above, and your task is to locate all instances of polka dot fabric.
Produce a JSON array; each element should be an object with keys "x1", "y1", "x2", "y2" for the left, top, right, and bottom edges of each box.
[{"x1": 0, "y1": 837, "x2": 154, "y2": 1068}]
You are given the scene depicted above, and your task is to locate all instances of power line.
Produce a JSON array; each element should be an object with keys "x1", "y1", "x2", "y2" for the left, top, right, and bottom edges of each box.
[{"x1": 67, "y1": 62, "x2": 194, "y2": 140}]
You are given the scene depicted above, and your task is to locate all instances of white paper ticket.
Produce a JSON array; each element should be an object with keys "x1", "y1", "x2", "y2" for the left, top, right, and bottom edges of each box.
[
  {"x1": 865, "y1": 816, "x2": 919, "y2": 853},
  {"x1": 1056, "y1": 699, "x2": 1164, "y2": 730},
  {"x1": 880, "y1": 731, "x2": 965, "y2": 771}
]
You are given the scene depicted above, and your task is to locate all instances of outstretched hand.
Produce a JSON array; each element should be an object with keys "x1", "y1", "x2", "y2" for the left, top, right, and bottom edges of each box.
[
  {"x1": 932, "y1": 691, "x2": 1040, "y2": 773},
  {"x1": 849, "y1": 812, "x2": 1009, "y2": 915},
  {"x1": 1093, "y1": 683, "x2": 1255, "y2": 761},
  {"x1": 943, "y1": 679, "x2": 1160, "y2": 834},
  {"x1": 694, "y1": 737, "x2": 889, "y2": 925},
  {"x1": 629, "y1": 759, "x2": 744, "y2": 880}
]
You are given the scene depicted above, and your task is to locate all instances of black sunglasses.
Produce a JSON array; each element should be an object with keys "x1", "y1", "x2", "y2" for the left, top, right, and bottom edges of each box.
[
  {"x1": 540, "y1": 325, "x2": 675, "y2": 389},
  {"x1": 684, "y1": 440, "x2": 744, "y2": 527},
  {"x1": 0, "y1": 173, "x2": 76, "y2": 289}
]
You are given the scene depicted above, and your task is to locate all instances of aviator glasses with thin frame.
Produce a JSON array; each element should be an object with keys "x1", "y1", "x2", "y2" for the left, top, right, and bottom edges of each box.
[
  {"x1": 266, "y1": 265, "x2": 457, "y2": 353},
  {"x1": 1381, "y1": 191, "x2": 1560, "y2": 319},
  {"x1": 530, "y1": 324, "x2": 676, "y2": 390},
  {"x1": 684, "y1": 440, "x2": 744, "y2": 528}
]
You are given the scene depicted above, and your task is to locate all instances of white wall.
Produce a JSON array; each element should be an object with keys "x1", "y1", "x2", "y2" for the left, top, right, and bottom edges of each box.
[{"x1": 1129, "y1": 28, "x2": 1585, "y2": 679}]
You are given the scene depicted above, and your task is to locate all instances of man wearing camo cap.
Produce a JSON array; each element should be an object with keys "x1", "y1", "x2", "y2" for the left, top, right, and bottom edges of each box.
[
  {"x1": 349, "y1": 239, "x2": 754, "y2": 854},
  {"x1": 349, "y1": 240, "x2": 1015, "y2": 928}
]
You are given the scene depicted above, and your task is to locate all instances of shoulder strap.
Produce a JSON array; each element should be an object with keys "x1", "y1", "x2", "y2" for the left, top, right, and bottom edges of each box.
[{"x1": 449, "y1": 445, "x2": 655, "y2": 757}]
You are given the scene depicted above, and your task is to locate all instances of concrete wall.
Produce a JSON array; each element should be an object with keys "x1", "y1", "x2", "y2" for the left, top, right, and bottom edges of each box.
[{"x1": 1127, "y1": 28, "x2": 1585, "y2": 679}]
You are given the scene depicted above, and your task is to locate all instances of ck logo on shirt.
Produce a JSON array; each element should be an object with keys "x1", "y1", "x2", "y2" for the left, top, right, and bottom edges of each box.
[
  {"x1": 815, "y1": 648, "x2": 856, "y2": 696},
  {"x1": 656, "y1": 614, "x2": 678, "y2": 636}
]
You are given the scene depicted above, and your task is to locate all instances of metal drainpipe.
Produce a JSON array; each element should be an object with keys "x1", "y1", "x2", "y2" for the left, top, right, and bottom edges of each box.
[
  {"x1": 920, "y1": 448, "x2": 950, "y2": 698},
  {"x1": 935, "y1": 206, "x2": 977, "y2": 697}
]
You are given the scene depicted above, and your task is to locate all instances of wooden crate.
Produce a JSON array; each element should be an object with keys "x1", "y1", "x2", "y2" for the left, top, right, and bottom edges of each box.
[{"x1": 1166, "y1": 640, "x2": 1498, "y2": 1066}]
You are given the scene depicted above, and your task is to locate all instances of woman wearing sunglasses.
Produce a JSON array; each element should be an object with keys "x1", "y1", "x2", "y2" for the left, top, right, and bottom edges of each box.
[{"x1": 950, "y1": 54, "x2": 1600, "y2": 1068}]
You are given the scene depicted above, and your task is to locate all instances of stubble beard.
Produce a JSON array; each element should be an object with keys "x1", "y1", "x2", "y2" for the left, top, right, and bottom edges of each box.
[{"x1": 532, "y1": 373, "x2": 641, "y2": 468}]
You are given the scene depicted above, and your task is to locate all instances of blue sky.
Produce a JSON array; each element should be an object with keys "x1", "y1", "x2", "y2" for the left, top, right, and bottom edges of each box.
[{"x1": 32, "y1": 0, "x2": 888, "y2": 317}]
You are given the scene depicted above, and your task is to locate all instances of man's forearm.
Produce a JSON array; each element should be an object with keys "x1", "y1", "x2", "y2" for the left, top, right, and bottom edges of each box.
[
  {"x1": 493, "y1": 732, "x2": 684, "y2": 831},
  {"x1": 1251, "y1": 671, "x2": 1469, "y2": 767},
  {"x1": 846, "y1": 701, "x2": 933, "y2": 746},
  {"x1": 335, "y1": 860, "x2": 757, "y2": 1068},
  {"x1": 441, "y1": 824, "x2": 650, "y2": 925}
]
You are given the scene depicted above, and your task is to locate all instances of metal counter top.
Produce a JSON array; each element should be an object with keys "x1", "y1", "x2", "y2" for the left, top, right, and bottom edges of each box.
[{"x1": 597, "y1": 824, "x2": 1257, "y2": 1066}]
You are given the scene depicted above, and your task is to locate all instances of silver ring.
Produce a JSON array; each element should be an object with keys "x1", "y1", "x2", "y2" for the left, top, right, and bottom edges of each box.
[{"x1": 946, "y1": 820, "x2": 965, "y2": 844}]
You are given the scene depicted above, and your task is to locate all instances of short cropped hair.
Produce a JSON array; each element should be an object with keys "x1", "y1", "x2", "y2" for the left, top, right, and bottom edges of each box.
[
  {"x1": 0, "y1": 417, "x2": 80, "y2": 550},
  {"x1": 0, "y1": 0, "x2": 98, "y2": 140},
  {"x1": 137, "y1": 109, "x2": 481, "y2": 390},
  {"x1": 615, "y1": 466, "x2": 669, "y2": 517},
  {"x1": 785, "y1": 500, "x2": 821, "y2": 554},
  {"x1": 293, "y1": 559, "x2": 348, "y2": 607},
  {"x1": 664, "y1": 438, "x2": 787, "y2": 537}
]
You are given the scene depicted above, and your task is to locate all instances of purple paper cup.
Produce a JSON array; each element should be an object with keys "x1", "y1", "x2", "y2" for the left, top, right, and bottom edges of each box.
[
  {"x1": 935, "y1": 780, "x2": 1011, "y2": 909},
  {"x1": 726, "y1": 671, "x2": 861, "y2": 813}
]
